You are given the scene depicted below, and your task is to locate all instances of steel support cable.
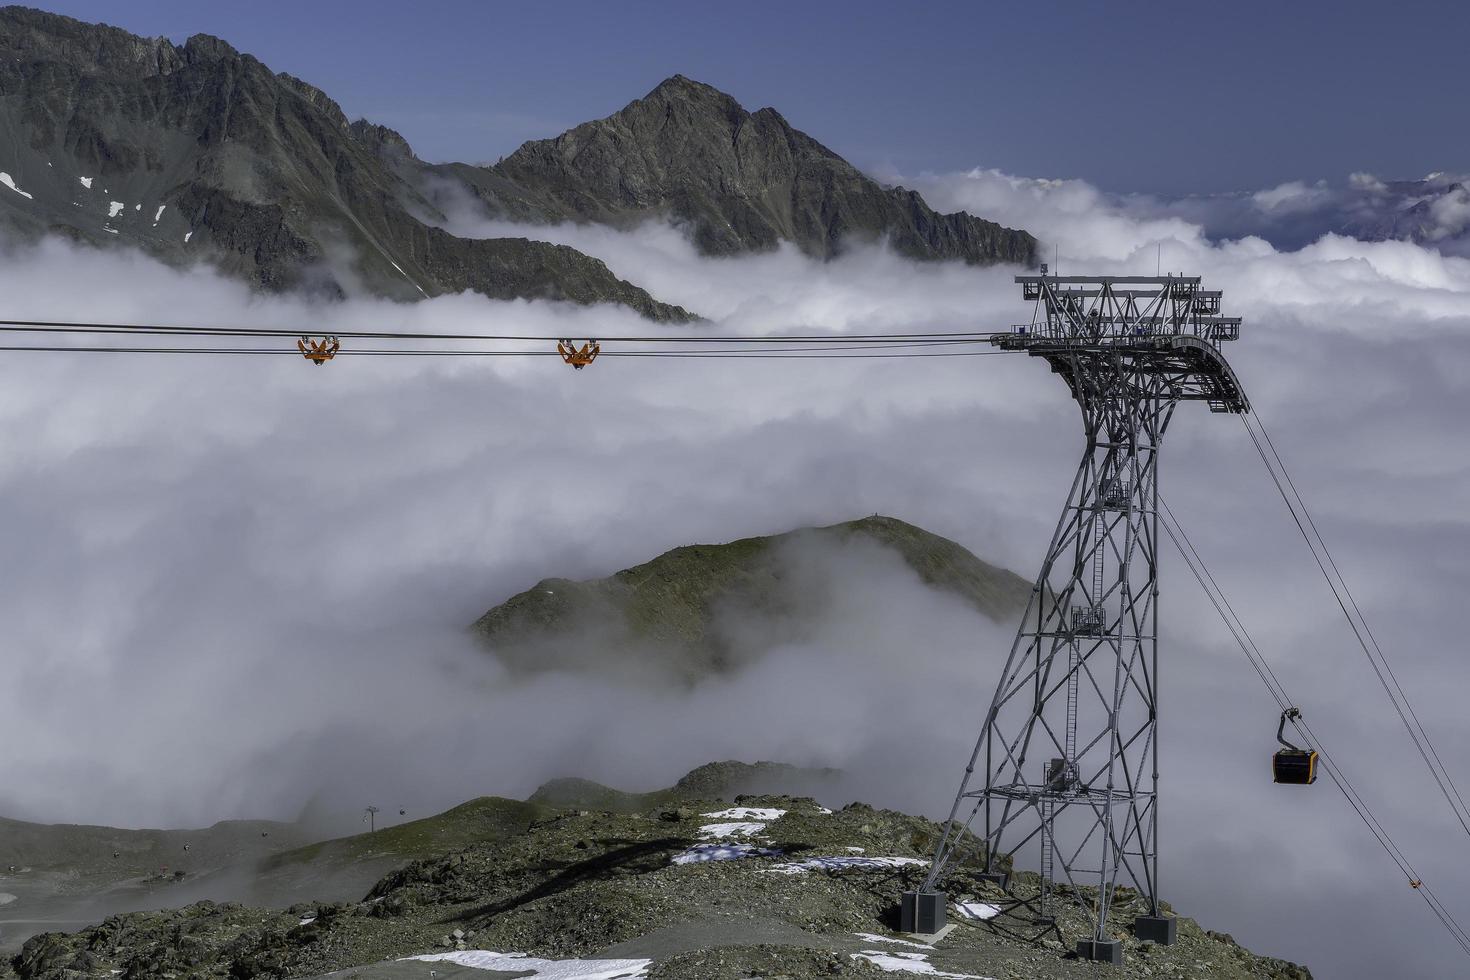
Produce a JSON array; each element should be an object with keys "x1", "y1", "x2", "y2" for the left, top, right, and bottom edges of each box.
[
  {"x1": 0, "y1": 344, "x2": 1015, "y2": 359},
  {"x1": 0, "y1": 317, "x2": 1010, "y2": 345},
  {"x1": 1159, "y1": 498, "x2": 1295, "y2": 710},
  {"x1": 1250, "y1": 412, "x2": 1470, "y2": 834},
  {"x1": 1158, "y1": 502, "x2": 1470, "y2": 957},
  {"x1": 1239, "y1": 412, "x2": 1470, "y2": 842},
  {"x1": 1158, "y1": 510, "x2": 1288, "y2": 711},
  {"x1": 1293, "y1": 712, "x2": 1470, "y2": 957}
]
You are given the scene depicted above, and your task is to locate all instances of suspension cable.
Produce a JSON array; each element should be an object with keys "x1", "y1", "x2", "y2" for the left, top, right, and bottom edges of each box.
[
  {"x1": 1239, "y1": 411, "x2": 1470, "y2": 842},
  {"x1": 0, "y1": 317, "x2": 1010, "y2": 345},
  {"x1": 1251, "y1": 412, "x2": 1470, "y2": 831},
  {"x1": 1158, "y1": 499, "x2": 1470, "y2": 957},
  {"x1": 0, "y1": 343, "x2": 1015, "y2": 360}
]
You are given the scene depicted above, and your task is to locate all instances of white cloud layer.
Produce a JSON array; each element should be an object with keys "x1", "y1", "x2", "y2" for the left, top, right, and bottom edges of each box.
[
  {"x1": 3, "y1": 171, "x2": 1470, "y2": 979},
  {"x1": 904, "y1": 166, "x2": 1470, "y2": 258}
]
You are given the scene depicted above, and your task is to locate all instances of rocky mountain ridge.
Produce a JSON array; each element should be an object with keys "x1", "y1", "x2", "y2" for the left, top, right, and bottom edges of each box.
[
  {"x1": 1338, "y1": 174, "x2": 1470, "y2": 245},
  {"x1": 0, "y1": 6, "x2": 692, "y2": 319},
  {"x1": 0, "y1": 7, "x2": 1035, "y2": 319},
  {"x1": 445, "y1": 74, "x2": 1037, "y2": 266}
]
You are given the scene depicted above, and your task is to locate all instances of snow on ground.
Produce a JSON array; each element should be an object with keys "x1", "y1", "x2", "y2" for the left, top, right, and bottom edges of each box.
[
  {"x1": 763, "y1": 856, "x2": 928, "y2": 875},
  {"x1": 692, "y1": 806, "x2": 795, "y2": 842},
  {"x1": 107, "y1": 202, "x2": 124, "y2": 218},
  {"x1": 953, "y1": 902, "x2": 1002, "y2": 921},
  {"x1": 0, "y1": 893, "x2": 16, "y2": 906},
  {"x1": 697, "y1": 821, "x2": 766, "y2": 839},
  {"x1": 853, "y1": 933, "x2": 933, "y2": 950},
  {"x1": 133, "y1": 203, "x2": 140, "y2": 210},
  {"x1": 845, "y1": 846, "x2": 866, "y2": 853},
  {"x1": 103, "y1": 227, "x2": 118, "y2": 235},
  {"x1": 388, "y1": 258, "x2": 429, "y2": 296},
  {"x1": 184, "y1": 231, "x2": 192, "y2": 243},
  {"x1": 850, "y1": 950, "x2": 995, "y2": 979},
  {"x1": 403, "y1": 950, "x2": 650, "y2": 978},
  {"x1": 702, "y1": 806, "x2": 787, "y2": 821},
  {"x1": 0, "y1": 173, "x2": 33, "y2": 199},
  {"x1": 297, "y1": 916, "x2": 315, "y2": 926},
  {"x1": 153, "y1": 205, "x2": 166, "y2": 225},
  {"x1": 670, "y1": 842, "x2": 783, "y2": 865},
  {"x1": 78, "y1": 176, "x2": 92, "y2": 188}
]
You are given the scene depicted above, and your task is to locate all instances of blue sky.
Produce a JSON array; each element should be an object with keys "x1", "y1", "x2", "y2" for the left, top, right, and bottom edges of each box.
[{"x1": 19, "y1": 0, "x2": 1470, "y2": 196}]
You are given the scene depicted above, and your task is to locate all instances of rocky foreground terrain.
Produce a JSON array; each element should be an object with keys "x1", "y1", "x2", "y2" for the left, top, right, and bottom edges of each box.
[{"x1": 2, "y1": 762, "x2": 1311, "y2": 980}]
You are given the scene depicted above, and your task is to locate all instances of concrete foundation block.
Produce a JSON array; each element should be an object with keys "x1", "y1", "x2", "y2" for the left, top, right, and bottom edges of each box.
[
  {"x1": 1133, "y1": 914, "x2": 1177, "y2": 944},
  {"x1": 1076, "y1": 938, "x2": 1123, "y2": 965},
  {"x1": 900, "y1": 890, "x2": 946, "y2": 935}
]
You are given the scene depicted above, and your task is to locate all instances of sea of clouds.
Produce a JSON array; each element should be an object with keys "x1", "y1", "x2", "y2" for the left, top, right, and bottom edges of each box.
[{"x1": 1, "y1": 167, "x2": 1468, "y2": 978}]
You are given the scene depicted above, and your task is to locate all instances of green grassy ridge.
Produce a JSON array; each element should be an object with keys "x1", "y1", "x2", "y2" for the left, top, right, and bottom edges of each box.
[
  {"x1": 0, "y1": 815, "x2": 305, "y2": 874},
  {"x1": 267, "y1": 762, "x2": 844, "y2": 873},
  {"x1": 259, "y1": 797, "x2": 551, "y2": 871},
  {"x1": 471, "y1": 515, "x2": 1032, "y2": 680},
  {"x1": 528, "y1": 761, "x2": 843, "y2": 813}
]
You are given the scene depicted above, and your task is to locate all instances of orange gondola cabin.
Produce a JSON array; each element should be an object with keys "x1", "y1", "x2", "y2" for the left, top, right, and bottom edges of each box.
[{"x1": 1273, "y1": 708, "x2": 1318, "y2": 784}]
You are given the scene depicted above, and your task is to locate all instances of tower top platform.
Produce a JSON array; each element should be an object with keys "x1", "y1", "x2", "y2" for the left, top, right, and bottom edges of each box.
[{"x1": 997, "y1": 273, "x2": 1248, "y2": 413}]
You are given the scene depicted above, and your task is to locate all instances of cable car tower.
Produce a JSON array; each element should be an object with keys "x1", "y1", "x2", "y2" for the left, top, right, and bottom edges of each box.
[{"x1": 913, "y1": 270, "x2": 1248, "y2": 965}]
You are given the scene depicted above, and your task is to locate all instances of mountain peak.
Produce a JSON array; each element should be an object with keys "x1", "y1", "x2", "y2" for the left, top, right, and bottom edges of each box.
[
  {"x1": 182, "y1": 32, "x2": 240, "y2": 61},
  {"x1": 0, "y1": 10, "x2": 695, "y2": 319},
  {"x1": 0, "y1": 7, "x2": 1034, "y2": 312},
  {"x1": 490, "y1": 79, "x2": 1036, "y2": 264},
  {"x1": 649, "y1": 72, "x2": 706, "y2": 92},
  {"x1": 644, "y1": 73, "x2": 733, "y2": 101}
]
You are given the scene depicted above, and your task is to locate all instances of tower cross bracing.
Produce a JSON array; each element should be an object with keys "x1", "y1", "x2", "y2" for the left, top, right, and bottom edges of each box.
[{"x1": 919, "y1": 272, "x2": 1247, "y2": 963}]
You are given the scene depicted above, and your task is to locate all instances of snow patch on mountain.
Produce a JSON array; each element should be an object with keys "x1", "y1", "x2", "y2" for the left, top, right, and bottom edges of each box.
[{"x1": 1, "y1": 173, "x2": 33, "y2": 199}]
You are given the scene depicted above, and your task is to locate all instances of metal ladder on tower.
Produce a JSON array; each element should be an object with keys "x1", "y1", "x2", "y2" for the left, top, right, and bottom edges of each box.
[
  {"x1": 1045, "y1": 498, "x2": 1109, "y2": 910},
  {"x1": 1039, "y1": 796, "x2": 1056, "y2": 919}
]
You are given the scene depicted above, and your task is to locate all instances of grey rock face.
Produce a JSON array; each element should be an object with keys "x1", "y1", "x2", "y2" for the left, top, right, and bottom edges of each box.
[
  {"x1": 0, "y1": 7, "x2": 693, "y2": 319},
  {"x1": 1339, "y1": 177, "x2": 1469, "y2": 244},
  {"x1": 0, "y1": 11, "x2": 1035, "y2": 319},
  {"x1": 466, "y1": 75, "x2": 1038, "y2": 266}
]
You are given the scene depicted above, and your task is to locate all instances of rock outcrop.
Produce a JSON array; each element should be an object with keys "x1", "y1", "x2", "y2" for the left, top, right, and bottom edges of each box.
[
  {"x1": 0, "y1": 7, "x2": 692, "y2": 319},
  {"x1": 0, "y1": 10, "x2": 1036, "y2": 318},
  {"x1": 455, "y1": 75, "x2": 1038, "y2": 265}
]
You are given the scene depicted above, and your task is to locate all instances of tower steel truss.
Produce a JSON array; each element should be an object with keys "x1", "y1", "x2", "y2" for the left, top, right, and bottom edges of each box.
[{"x1": 920, "y1": 273, "x2": 1248, "y2": 964}]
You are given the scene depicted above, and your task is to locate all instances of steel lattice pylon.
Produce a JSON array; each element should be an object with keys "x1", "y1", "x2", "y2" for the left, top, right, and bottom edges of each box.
[{"x1": 919, "y1": 272, "x2": 1248, "y2": 964}]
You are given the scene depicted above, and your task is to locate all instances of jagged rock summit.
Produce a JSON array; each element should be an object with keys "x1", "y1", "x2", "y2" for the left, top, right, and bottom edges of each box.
[
  {"x1": 455, "y1": 74, "x2": 1038, "y2": 265},
  {"x1": 0, "y1": 8, "x2": 1034, "y2": 317},
  {"x1": 0, "y1": 6, "x2": 688, "y2": 318},
  {"x1": 470, "y1": 515, "x2": 1033, "y2": 683}
]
